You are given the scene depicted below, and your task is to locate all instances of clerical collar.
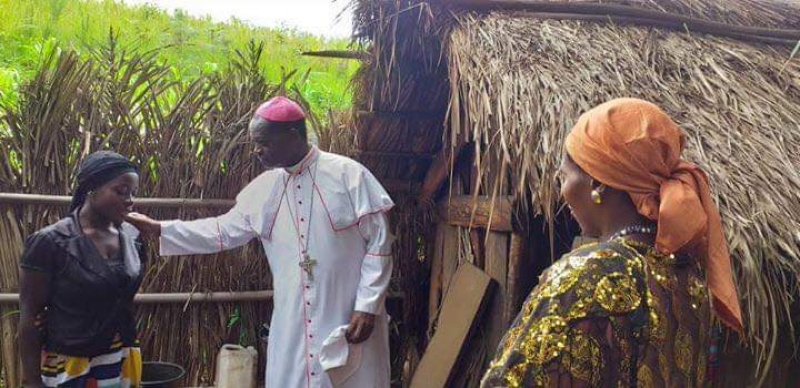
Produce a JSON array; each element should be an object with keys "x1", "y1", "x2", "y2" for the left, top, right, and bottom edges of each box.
[{"x1": 285, "y1": 146, "x2": 319, "y2": 175}]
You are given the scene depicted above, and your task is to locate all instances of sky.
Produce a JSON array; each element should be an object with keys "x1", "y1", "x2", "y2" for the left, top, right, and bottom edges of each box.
[{"x1": 121, "y1": 0, "x2": 353, "y2": 38}]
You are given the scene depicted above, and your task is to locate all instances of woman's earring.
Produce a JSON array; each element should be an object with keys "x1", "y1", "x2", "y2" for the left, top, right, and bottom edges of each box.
[
  {"x1": 591, "y1": 183, "x2": 605, "y2": 204},
  {"x1": 591, "y1": 189, "x2": 602, "y2": 204}
]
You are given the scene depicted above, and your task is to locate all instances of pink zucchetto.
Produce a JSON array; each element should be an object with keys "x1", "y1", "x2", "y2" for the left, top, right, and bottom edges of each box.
[{"x1": 254, "y1": 96, "x2": 306, "y2": 122}]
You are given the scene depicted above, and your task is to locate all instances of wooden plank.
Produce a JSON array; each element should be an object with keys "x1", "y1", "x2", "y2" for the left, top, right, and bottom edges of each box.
[
  {"x1": 410, "y1": 263, "x2": 492, "y2": 388},
  {"x1": 438, "y1": 195, "x2": 513, "y2": 232},
  {"x1": 484, "y1": 231, "x2": 510, "y2": 350}
]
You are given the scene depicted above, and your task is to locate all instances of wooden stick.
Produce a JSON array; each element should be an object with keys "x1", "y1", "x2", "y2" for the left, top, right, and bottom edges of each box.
[
  {"x1": 301, "y1": 50, "x2": 368, "y2": 60},
  {"x1": 0, "y1": 291, "x2": 404, "y2": 304},
  {"x1": 446, "y1": 0, "x2": 800, "y2": 43},
  {"x1": 0, "y1": 193, "x2": 235, "y2": 208}
]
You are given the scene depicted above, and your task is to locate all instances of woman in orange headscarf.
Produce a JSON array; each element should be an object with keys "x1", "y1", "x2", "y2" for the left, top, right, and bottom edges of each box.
[{"x1": 481, "y1": 98, "x2": 742, "y2": 387}]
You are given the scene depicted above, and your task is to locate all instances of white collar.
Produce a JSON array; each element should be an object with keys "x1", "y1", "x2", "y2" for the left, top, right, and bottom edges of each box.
[{"x1": 284, "y1": 146, "x2": 319, "y2": 175}]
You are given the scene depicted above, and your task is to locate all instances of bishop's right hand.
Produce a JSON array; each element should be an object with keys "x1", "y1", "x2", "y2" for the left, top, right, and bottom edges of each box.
[{"x1": 124, "y1": 212, "x2": 162, "y2": 238}]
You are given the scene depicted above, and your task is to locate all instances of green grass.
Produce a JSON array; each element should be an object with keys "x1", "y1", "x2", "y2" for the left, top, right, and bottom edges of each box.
[{"x1": 0, "y1": 0, "x2": 358, "y2": 113}]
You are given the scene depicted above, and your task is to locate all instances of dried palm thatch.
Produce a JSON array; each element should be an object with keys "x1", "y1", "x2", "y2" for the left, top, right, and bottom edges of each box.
[
  {"x1": 350, "y1": 0, "x2": 800, "y2": 383},
  {"x1": 0, "y1": 36, "x2": 361, "y2": 386}
]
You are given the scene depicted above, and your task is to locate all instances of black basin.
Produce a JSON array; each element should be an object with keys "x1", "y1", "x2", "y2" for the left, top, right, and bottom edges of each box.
[{"x1": 141, "y1": 361, "x2": 185, "y2": 388}]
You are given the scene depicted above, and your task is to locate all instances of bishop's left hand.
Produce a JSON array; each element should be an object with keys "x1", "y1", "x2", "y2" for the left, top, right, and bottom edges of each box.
[{"x1": 346, "y1": 311, "x2": 375, "y2": 344}]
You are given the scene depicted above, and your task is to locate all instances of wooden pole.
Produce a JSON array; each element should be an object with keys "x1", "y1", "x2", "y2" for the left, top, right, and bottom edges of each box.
[
  {"x1": 0, "y1": 291, "x2": 404, "y2": 304},
  {"x1": 0, "y1": 193, "x2": 235, "y2": 208},
  {"x1": 505, "y1": 233, "x2": 527, "y2": 324},
  {"x1": 445, "y1": 0, "x2": 800, "y2": 44},
  {"x1": 301, "y1": 50, "x2": 367, "y2": 60}
]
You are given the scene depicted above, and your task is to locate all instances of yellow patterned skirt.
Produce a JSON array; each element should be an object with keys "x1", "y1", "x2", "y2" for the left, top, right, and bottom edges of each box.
[{"x1": 40, "y1": 338, "x2": 142, "y2": 388}]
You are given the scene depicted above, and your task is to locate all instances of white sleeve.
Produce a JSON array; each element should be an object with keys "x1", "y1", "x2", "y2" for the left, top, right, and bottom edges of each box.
[
  {"x1": 159, "y1": 203, "x2": 256, "y2": 256},
  {"x1": 354, "y1": 212, "x2": 394, "y2": 314}
]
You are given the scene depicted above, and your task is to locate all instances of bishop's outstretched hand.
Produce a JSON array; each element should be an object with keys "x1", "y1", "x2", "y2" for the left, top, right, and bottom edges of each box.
[{"x1": 124, "y1": 212, "x2": 162, "y2": 238}]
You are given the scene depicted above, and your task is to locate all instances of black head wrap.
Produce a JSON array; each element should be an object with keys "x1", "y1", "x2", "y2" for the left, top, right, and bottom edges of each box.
[{"x1": 70, "y1": 151, "x2": 138, "y2": 213}]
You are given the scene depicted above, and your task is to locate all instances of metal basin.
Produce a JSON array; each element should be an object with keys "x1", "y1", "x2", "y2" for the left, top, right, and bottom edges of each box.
[{"x1": 141, "y1": 361, "x2": 185, "y2": 388}]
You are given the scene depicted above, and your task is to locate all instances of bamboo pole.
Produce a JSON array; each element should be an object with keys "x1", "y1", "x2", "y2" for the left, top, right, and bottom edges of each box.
[
  {"x1": 0, "y1": 291, "x2": 405, "y2": 304},
  {"x1": 0, "y1": 193, "x2": 235, "y2": 208}
]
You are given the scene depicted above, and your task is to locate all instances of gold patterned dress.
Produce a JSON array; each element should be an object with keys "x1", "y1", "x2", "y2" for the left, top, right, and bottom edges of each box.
[{"x1": 481, "y1": 238, "x2": 711, "y2": 387}]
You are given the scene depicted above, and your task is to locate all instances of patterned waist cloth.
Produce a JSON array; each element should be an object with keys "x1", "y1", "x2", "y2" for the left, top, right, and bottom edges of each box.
[{"x1": 41, "y1": 336, "x2": 141, "y2": 388}]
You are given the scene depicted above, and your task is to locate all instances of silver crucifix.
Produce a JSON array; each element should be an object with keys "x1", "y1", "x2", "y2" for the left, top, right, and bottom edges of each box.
[{"x1": 299, "y1": 254, "x2": 317, "y2": 281}]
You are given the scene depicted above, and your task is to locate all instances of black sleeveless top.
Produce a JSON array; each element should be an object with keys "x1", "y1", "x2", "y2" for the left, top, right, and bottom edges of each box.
[{"x1": 20, "y1": 212, "x2": 146, "y2": 357}]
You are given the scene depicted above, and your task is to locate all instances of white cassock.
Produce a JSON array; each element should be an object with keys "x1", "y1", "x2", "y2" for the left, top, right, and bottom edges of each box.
[{"x1": 158, "y1": 146, "x2": 394, "y2": 388}]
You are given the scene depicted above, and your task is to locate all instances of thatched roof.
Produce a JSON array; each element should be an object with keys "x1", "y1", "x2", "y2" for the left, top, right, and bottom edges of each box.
[{"x1": 350, "y1": 0, "x2": 800, "y2": 374}]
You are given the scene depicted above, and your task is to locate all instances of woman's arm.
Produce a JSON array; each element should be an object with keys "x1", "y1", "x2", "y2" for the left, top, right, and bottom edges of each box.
[{"x1": 18, "y1": 268, "x2": 51, "y2": 387}]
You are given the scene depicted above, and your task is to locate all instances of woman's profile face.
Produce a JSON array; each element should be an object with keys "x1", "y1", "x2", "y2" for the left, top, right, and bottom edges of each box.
[
  {"x1": 559, "y1": 154, "x2": 601, "y2": 237},
  {"x1": 90, "y1": 172, "x2": 139, "y2": 224}
]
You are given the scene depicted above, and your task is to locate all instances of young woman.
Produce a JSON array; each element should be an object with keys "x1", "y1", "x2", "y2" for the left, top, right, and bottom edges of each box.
[{"x1": 18, "y1": 151, "x2": 145, "y2": 388}]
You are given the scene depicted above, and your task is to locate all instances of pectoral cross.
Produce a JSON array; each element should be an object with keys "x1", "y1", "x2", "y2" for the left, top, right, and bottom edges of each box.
[{"x1": 299, "y1": 254, "x2": 317, "y2": 281}]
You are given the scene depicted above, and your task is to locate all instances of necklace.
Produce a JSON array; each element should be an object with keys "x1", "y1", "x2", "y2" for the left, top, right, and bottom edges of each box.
[
  {"x1": 285, "y1": 160, "x2": 319, "y2": 281},
  {"x1": 609, "y1": 224, "x2": 657, "y2": 240}
]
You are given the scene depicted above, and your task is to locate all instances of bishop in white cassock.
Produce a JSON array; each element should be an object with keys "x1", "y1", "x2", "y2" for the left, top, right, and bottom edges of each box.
[{"x1": 126, "y1": 97, "x2": 394, "y2": 388}]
